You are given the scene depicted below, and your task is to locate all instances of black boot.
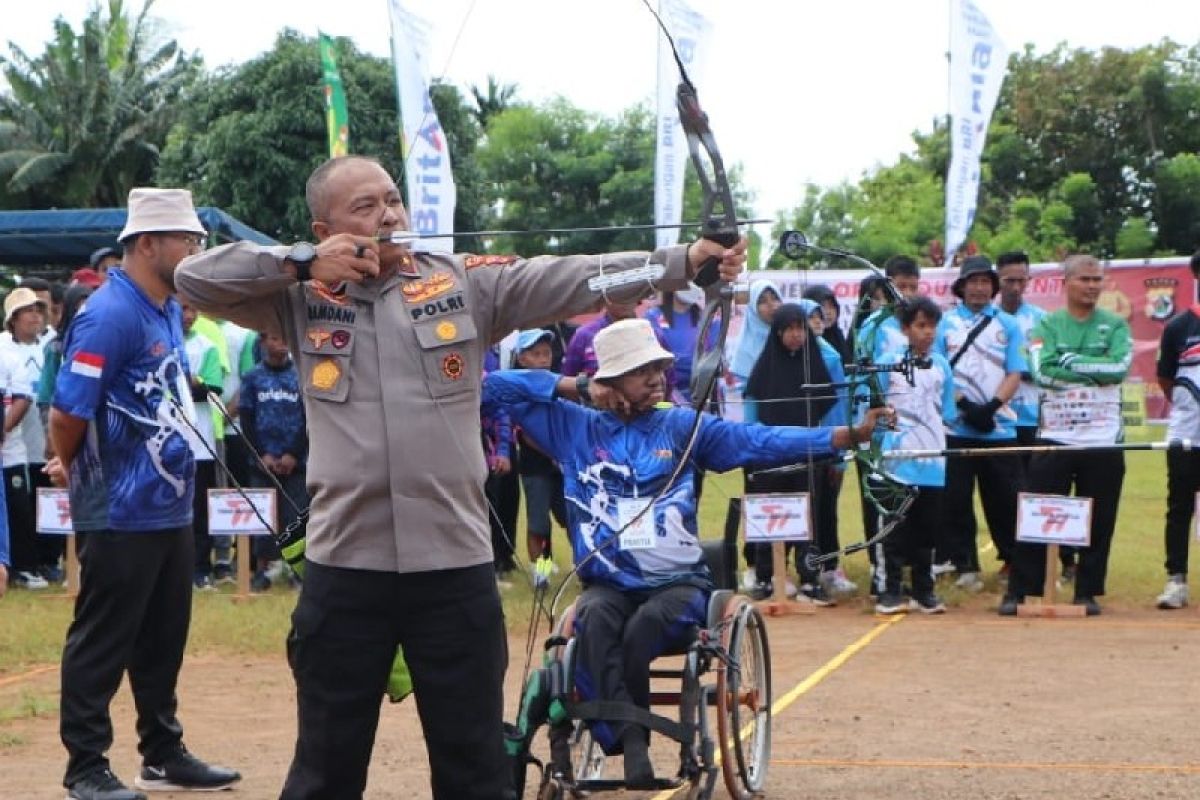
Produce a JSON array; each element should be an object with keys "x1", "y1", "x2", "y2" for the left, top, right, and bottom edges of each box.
[{"x1": 622, "y1": 725, "x2": 655, "y2": 789}]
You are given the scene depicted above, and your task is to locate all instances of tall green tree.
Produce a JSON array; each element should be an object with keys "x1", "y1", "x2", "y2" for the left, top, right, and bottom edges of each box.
[
  {"x1": 157, "y1": 30, "x2": 487, "y2": 243},
  {"x1": 0, "y1": 0, "x2": 199, "y2": 208}
]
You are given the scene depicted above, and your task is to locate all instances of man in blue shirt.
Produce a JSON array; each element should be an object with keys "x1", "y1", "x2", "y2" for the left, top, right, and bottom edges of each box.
[
  {"x1": 483, "y1": 318, "x2": 892, "y2": 788},
  {"x1": 934, "y1": 255, "x2": 1026, "y2": 590},
  {"x1": 46, "y1": 189, "x2": 241, "y2": 800}
]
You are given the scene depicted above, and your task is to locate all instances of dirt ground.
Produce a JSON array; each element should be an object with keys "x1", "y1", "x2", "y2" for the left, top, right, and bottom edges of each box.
[{"x1": 4, "y1": 604, "x2": 1200, "y2": 800}]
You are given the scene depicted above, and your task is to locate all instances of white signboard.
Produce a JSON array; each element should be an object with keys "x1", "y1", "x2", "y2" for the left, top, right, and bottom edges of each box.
[
  {"x1": 207, "y1": 489, "x2": 276, "y2": 537},
  {"x1": 743, "y1": 493, "x2": 811, "y2": 543},
  {"x1": 36, "y1": 488, "x2": 74, "y2": 535},
  {"x1": 1016, "y1": 493, "x2": 1092, "y2": 547}
]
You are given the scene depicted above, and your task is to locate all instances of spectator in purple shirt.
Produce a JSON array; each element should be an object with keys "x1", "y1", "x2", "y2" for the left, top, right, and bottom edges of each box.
[{"x1": 561, "y1": 299, "x2": 639, "y2": 377}]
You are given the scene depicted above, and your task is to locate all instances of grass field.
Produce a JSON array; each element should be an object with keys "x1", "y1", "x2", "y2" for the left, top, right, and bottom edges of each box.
[{"x1": 0, "y1": 425, "x2": 1176, "y2": 678}]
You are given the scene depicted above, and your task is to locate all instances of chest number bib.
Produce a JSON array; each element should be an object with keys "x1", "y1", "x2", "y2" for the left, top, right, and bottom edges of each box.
[{"x1": 617, "y1": 498, "x2": 656, "y2": 551}]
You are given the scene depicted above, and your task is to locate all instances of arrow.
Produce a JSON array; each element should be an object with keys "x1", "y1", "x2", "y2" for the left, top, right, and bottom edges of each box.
[{"x1": 376, "y1": 218, "x2": 772, "y2": 243}]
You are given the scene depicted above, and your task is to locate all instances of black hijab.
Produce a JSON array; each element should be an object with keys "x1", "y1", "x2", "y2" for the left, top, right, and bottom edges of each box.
[
  {"x1": 745, "y1": 303, "x2": 834, "y2": 427},
  {"x1": 803, "y1": 284, "x2": 849, "y2": 363}
]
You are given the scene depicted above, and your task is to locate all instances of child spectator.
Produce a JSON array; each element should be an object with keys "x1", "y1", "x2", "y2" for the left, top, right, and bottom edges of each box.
[
  {"x1": 181, "y1": 301, "x2": 228, "y2": 589},
  {"x1": 237, "y1": 331, "x2": 307, "y2": 591},
  {"x1": 483, "y1": 346, "x2": 518, "y2": 581},
  {"x1": 512, "y1": 330, "x2": 568, "y2": 574},
  {"x1": 873, "y1": 297, "x2": 956, "y2": 614}
]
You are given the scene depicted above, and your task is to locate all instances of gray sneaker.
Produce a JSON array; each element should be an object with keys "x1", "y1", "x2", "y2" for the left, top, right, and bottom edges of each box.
[{"x1": 1156, "y1": 576, "x2": 1189, "y2": 610}]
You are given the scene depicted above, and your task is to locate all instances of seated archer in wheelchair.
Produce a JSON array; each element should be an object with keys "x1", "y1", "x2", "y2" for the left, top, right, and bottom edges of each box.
[{"x1": 484, "y1": 319, "x2": 893, "y2": 792}]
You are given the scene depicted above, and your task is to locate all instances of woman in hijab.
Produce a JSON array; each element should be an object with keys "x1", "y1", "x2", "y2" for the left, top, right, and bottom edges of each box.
[
  {"x1": 803, "y1": 284, "x2": 849, "y2": 363},
  {"x1": 743, "y1": 301, "x2": 848, "y2": 605},
  {"x1": 728, "y1": 279, "x2": 782, "y2": 392}
]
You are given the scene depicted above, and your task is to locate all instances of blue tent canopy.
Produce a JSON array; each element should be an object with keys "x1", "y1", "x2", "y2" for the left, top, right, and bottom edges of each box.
[{"x1": 0, "y1": 207, "x2": 277, "y2": 268}]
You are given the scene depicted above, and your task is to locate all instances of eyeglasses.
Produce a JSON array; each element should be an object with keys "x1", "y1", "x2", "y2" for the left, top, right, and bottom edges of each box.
[{"x1": 160, "y1": 232, "x2": 207, "y2": 250}]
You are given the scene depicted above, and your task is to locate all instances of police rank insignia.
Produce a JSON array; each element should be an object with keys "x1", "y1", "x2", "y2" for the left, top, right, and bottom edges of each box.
[
  {"x1": 442, "y1": 353, "x2": 465, "y2": 381},
  {"x1": 463, "y1": 254, "x2": 518, "y2": 269},
  {"x1": 435, "y1": 321, "x2": 457, "y2": 341},
  {"x1": 307, "y1": 328, "x2": 331, "y2": 349},
  {"x1": 310, "y1": 358, "x2": 341, "y2": 390},
  {"x1": 401, "y1": 271, "x2": 456, "y2": 304}
]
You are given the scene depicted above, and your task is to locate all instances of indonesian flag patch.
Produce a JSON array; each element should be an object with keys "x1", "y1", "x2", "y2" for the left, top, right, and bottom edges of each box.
[{"x1": 69, "y1": 351, "x2": 105, "y2": 379}]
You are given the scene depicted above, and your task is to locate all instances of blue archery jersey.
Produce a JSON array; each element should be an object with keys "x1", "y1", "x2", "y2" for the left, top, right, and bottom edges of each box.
[
  {"x1": 996, "y1": 300, "x2": 1046, "y2": 428},
  {"x1": 53, "y1": 269, "x2": 197, "y2": 532},
  {"x1": 935, "y1": 304, "x2": 1026, "y2": 441},
  {"x1": 877, "y1": 351, "x2": 956, "y2": 487},
  {"x1": 483, "y1": 369, "x2": 836, "y2": 592}
]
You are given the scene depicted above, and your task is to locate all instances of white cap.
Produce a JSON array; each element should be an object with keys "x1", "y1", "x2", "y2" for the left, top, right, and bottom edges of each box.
[{"x1": 592, "y1": 318, "x2": 675, "y2": 380}]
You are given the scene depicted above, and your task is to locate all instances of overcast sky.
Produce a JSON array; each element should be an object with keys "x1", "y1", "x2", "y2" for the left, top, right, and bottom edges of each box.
[{"x1": 5, "y1": 1, "x2": 1195, "y2": 220}]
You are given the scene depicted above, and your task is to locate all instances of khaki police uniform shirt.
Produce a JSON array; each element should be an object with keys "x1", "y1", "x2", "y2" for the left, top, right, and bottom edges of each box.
[{"x1": 176, "y1": 243, "x2": 692, "y2": 573}]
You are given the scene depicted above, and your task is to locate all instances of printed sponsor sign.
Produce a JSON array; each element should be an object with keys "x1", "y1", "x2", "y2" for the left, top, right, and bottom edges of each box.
[
  {"x1": 36, "y1": 488, "x2": 73, "y2": 535},
  {"x1": 1016, "y1": 492, "x2": 1092, "y2": 547},
  {"x1": 743, "y1": 493, "x2": 811, "y2": 543},
  {"x1": 208, "y1": 489, "x2": 277, "y2": 537}
]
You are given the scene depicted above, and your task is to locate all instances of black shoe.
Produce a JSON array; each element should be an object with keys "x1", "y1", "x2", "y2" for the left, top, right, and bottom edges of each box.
[
  {"x1": 67, "y1": 768, "x2": 147, "y2": 800},
  {"x1": 212, "y1": 562, "x2": 235, "y2": 586},
  {"x1": 800, "y1": 583, "x2": 836, "y2": 607},
  {"x1": 874, "y1": 593, "x2": 908, "y2": 615},
  {"x1": 1074, "y1": 596, "x2": 1102, "y2": 616},
  {"x1": 135, "y1": 749, "x2": 241, "y2": 792},
  {"x1": 250, "y1": 571, "x2": 272, "y2": 592},
  {"x1": 998, "y1": 594, "x2": 1022, "y2": 616},
  {"x1": 909, "y1": 592, "x2": 946, "y2": 614},
  {"x1": 621, "y1": 727, "x2": 655, "y2": 790}
]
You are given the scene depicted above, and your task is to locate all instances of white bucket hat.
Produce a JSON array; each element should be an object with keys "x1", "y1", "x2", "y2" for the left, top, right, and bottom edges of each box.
[
  {"x1": 593, "y1": 318, "x2": 675, "y2": 380},
  {"x1": 4, "y1": 286, "x2": 46, "y2": 326},
  {"x1": 118, "y1": 188, "x2": 205, "y2": 243}
]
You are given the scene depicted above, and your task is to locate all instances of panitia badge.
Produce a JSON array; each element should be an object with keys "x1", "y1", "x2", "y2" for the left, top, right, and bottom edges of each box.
[
  {"x1": 442, "y1": 352, "x2": 465, "y2": 381},
  {"x1": 307, "y1": 328, "x2": 331, "y2": 349},
  {"x1": 436, "y1": 321, "x2": 457, "y2": 341},
  {"x1": 310, "y1": 358, "x2": 341, "y2": 391},
  {"x1": 331, "y1": 330, "x2": 351, "y2": 349}
]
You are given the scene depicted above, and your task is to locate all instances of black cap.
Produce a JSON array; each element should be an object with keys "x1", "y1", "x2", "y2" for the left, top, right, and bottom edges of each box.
[
  {"x1": 952, "y1": 255, "x2": 998, "y2": 298},
  {"x1": 89, "y1": 246, "x2": 120, "y2": 269}
]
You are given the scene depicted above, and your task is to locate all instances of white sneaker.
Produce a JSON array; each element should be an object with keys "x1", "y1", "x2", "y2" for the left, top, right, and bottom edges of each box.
[
  {"x1": 931, "y1": 560, "x2": 956, "y2": 577},
  {"x1": 13, "y1": 570, "x2": 49, "y2": 590},
  {"x1": 741, "y1": 568, "x2": 758, "y2": 592},
  {"x1": 953, "y1": 571, "x2": 984, "y2": 593},
  {"x1": 820, "y1": 569, "x2": 858, "y2": 596},
  {"x1": 1156, "y1": 576, "x2": 1189, "y2": 610}
]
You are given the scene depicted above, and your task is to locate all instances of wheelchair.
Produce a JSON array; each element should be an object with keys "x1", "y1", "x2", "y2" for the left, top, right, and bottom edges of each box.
[{"x1": 506, "y1": 529, "x2": 773, "y2": 800}]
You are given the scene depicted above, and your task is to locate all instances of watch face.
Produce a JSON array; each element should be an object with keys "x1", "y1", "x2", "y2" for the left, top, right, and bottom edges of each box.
[{"x1": 290, "y1": 242, "x2": 317, "y2": 264}]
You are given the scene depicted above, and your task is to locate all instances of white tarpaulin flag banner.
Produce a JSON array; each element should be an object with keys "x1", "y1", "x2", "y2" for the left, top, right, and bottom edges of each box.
[
  {"x1": 654, "y1": 0, "x2": 711, "y2": 251},
  {"x1": 388, "y1": 0, "x2": 456, "y2": 252},
  {"x1": 945, "y1": 0, "x2": 1007, "y2": 260}
]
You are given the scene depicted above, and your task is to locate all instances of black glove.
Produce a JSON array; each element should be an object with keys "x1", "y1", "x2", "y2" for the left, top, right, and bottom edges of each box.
[{"x1": 959, "y1": 397, "x2": 1001, "y2": 433}]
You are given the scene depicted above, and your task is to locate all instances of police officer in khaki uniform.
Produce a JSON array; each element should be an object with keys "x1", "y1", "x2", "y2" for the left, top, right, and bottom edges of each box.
[{"x1": 175, "y1": 155, "x2": 746, "y2": 800}]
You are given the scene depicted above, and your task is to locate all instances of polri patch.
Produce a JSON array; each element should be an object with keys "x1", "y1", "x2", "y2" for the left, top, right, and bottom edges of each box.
[
  {"x1": 409, "y1": 292, "x2": 465, "y2": 322},
  {"x1": 442, "y1": 353, "x2": 465, "y2": 381},
  {"x1": 310, "y1": 358, "x2": 341, "y2": 391}
]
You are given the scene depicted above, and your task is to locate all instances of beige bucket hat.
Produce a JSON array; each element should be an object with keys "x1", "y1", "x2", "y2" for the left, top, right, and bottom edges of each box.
[
  {"x1": 593, "y1": 318, "x2": 675, "y2": 380},
  {"x1": 118, "y1": 188, "x2": 205, "y2": 243}
]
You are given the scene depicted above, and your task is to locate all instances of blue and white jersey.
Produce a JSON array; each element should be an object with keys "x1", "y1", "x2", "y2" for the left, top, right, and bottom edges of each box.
[
  {"x1": 483, "y1": 369, "x2": 836, "y2": 592},
  {"x1": 877, "y1": 351, "x2": 956, "y2": 487},
  {"x1": 53, "y1": 269, "x2": 197, "y2": 532},
  {"x1": 935, "y1": 304, "x2": 1025, "y2": 440},
  {"x1": 997, "y1": 300, "x2": 1046, "y2": 428},
  {"x1": 856, "y1": 309, "x2": 908, "y2": 365}
]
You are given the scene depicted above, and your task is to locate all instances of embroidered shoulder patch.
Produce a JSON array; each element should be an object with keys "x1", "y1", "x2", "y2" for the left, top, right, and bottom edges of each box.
[{"x1": 463, "y1": 254, "x2": 518, "y2": 269}]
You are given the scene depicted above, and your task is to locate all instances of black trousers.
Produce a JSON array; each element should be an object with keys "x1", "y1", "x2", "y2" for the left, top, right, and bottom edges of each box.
[
  {"x1": 4, "y1": 464, "x2": 37, "y2": 574},
  {"x1": 485, "y1": 469, "x2": 520, "y2": 572},
  {"x1": 191, "y1": 460, "x2": 218, "y2": 576},
  {"x1": 281, "y1": 561, "x2": 510, "y2": 800},
  {"x1": 878, "y1": 487, "x2": 941, "y2": 598},
  {"x1": 941, "y1": 435, "x2": 1022, "y2": 570},
  {"x1": 572, "y1": 583, "x2": 707, "y2": 753},
  {"x1": 60, "y1": 527, "x2": 193, "y2": 785},
  {"x1": 1011, "y1": 448, "x2": 1125, "y2": 599},
  {"x1": 1164, "y1": 448, "x2": 1200, "y2": 576}
]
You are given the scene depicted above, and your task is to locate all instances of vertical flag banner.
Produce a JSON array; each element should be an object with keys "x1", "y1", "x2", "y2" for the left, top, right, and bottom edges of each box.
[
  {"x1": 654, "y1": 0, "x2": 711, "y2": 250},
  {"x1": 945, "y1": 0, "x2": 1008, "y2": 261},
  {"x1": 388, "y1": 0, "x2": 457, "y2": 252},
  {"x1": 319, "y1": 33, "x2": 350, "y2": 158}
]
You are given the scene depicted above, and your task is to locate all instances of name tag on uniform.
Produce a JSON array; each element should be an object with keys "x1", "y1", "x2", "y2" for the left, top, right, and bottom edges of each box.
[{"x1": 617, "y1": 498, "x2": 656, "y2": 550}]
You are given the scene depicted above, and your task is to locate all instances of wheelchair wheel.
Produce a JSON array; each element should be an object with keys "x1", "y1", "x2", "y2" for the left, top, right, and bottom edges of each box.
[
  {"x1": 715, "y1": 597, "x2": 772, "y2": 799},
  {"x1": 569, "y1": 721, "x2": 606, "y2": 781}
]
